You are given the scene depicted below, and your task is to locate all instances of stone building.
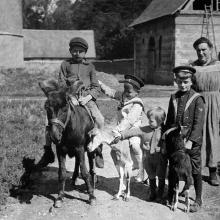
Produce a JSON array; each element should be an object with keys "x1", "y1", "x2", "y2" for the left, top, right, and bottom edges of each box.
[
  {"x1": 0, "y1": 0, "x2": 96, "y2": 68},
  {"x1": 131, "y1": 0, "x2": 220, "y2": 85},
  {"x1": 0, "y1": 0, "x2": 23, "y2": 67}
]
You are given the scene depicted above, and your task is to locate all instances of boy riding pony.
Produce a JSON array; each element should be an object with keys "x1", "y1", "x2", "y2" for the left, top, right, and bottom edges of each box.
[{"x1": 38, "y1": 37, "x2": 104, "y2": 168}]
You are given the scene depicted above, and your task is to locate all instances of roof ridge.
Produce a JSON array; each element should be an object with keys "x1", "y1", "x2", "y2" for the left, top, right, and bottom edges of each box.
[{"x1": 130, "y1": 0, "x2": 191, "y2": 27}]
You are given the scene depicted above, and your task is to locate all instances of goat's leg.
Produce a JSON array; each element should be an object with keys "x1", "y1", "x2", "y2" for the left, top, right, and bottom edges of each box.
[
  {"x1": 184, "y1": 189, "x2": 190, "y2": 213},
  {"x1": 123, "y1": 164, "x2": 132, "y2": 202},
  {"x1": 77, "y1": 148, "x2": 96, "y2": 205},
  {"x1": 54, "y1": 147, "x2": 66, "y2": 208},
  {"x1": 113, "y1": 166, "x2": 125, "y2": 200},
  {"x1": 71, "y1": 156, "x2": 80, "y2": 186},
  {"x1": 171, "y1": 183, "x2": 179, "y2": 211},
  {"x1": 111, "y1": 150, "x2": 125, "y2": 200}
]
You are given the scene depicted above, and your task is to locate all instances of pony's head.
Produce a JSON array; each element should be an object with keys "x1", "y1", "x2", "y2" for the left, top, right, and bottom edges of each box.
[{"x1": 44, "y1": 88, "x2": 70, "y2": 145}]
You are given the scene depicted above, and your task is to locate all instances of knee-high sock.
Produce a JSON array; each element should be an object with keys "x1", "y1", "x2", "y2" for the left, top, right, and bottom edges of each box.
[{"x1": 193, "y1": 174, "x2": 202, "y2": 205}]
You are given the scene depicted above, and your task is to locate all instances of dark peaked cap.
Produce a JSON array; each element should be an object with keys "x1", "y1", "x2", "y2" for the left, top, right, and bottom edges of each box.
[
  {"x1": 119, "y1": 74, "x2": 144, "y2": 89},
  {"x1": 173, "y1": 66, "x2": 196, "y2": 79}
]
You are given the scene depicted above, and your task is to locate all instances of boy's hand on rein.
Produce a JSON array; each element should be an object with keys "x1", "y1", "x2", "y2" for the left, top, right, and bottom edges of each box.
[
  {"x1": 79, "y1": 95, "x2": 92, "y2": 105},
  {"x1": 185, "y1": 140, "x2": 193, "y2": 150},
  {"x1": 111, "y1": 136, "x2": 121, "y2": 145}
]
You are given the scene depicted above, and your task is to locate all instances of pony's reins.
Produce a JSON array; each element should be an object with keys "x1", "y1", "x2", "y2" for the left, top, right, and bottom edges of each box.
[{"x1": 49, "y1": 105, "x2": 72, "y2": 130}]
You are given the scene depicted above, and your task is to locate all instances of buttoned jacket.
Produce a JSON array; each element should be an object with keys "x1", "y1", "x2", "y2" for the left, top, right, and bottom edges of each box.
[
  {"x1": 58, "y1": 58, "x2": 100, "y2": 100},
  {"x1": 165, "y1": 89, "x2": 205, "y2": 145}
]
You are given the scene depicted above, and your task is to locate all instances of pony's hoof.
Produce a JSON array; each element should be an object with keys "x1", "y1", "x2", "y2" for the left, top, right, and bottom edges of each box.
[
  {"x1": 89, "y1": 196, "x2": 97, "y2": 206},
  {"x1": 54, "y1": 198, "x2": 63, "y2": 208}
]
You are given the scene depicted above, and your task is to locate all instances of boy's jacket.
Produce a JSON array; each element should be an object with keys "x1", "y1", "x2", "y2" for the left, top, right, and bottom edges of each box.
[{"x1": 165, "y1": 89, "x2": 205, "y2": 145}]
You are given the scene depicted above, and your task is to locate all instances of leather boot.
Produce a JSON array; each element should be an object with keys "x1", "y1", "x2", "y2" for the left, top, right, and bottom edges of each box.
[
  {"x1": 190, "y1": 174, "x2": 202, "y2": 212},
  {"x1": 148, "y1": 178, "x2": 157, "y2": 201},
  {"x1": 156, "y1": 178, "x2": 165, "y2": 203},
  {"x1": 209, "y1": 167, "x2": 219, "y2": 186}
]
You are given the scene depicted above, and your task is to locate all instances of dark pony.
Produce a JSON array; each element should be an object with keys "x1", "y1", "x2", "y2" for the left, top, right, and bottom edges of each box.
[
  {"x1": 165, "y1": 125, "x2": 193, "y2": 212},
  {"x1": 43, "y1": 84, "x2": 97, "y2": 207}
]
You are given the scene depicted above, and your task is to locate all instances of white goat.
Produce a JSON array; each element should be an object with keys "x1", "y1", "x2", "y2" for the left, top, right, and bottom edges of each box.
[{"x1": 88, "y1": 129, "x2": 136, "y2": 201}]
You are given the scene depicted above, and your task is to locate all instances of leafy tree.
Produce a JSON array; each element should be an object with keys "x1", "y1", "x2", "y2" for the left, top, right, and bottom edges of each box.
[
  {"x1": 23, "y1": 0, "x2": 152, "y2": 58},
  {"x1": 52, "y1": 0, "x2": 75, "y2": 29},
  {"x1": 69, "y1": 0, "x2": 151, "y2": 59}
]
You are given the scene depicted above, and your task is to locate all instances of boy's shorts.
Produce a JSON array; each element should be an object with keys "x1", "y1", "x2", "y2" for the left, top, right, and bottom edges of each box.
[{"x1": 187, "y1": 143, "x2": 202, "y2": 175}]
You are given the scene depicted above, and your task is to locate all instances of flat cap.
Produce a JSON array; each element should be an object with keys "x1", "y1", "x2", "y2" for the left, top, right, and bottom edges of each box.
[
  {"x1": 173, "y1": 65, "x2": 196, "y2": 79},
  {"x1": 69, "y1": 37, "x2": 88, "y2": 50},
  {"x1": 193, "y1": 37, "x2": 213, "y2": 49},
  {"x1": 119, "y1": 74, "x2": 144, "y2": 89}
]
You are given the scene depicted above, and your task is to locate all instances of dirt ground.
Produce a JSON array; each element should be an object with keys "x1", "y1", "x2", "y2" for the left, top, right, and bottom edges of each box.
[{"x1": 0, "y1": 96, "x2": 220, "y2": 220}]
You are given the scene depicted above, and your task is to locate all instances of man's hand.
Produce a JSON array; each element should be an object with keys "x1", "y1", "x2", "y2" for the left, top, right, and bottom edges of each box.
[
  {"x1": 78, "y1": 95, "x2": 92, "y2": 105},
  {"x1": 185, "y1": 140, "x2": 193, "y2": 150}
]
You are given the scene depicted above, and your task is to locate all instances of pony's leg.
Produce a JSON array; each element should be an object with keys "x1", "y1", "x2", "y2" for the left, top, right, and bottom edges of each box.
[
  {"x1": 54, "y1": 147, "x2": 66, "y2": 208},
  {"x1": 77, "y1": 148, "x2": 96, "y2": 205},
  {"x1": 72, "y1": 156, "x2": 80, "y2": 186},
  {"x1": 123, "y1": 164, "x2": 132, "y2": 202},
  {"x1": 87, "y1": 151, "x2": 97, "y2": 189}
]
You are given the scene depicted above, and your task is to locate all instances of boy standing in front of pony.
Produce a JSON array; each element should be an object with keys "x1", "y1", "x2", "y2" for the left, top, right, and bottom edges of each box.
[
  {"x1": 165, "y1": 66, "x2": 205, "y2": 212},
  {"x1": 113, "y1": 107, "x2": 167, "y2": 203}
]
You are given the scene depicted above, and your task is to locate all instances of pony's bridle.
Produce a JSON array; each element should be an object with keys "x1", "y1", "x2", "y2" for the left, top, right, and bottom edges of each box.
[{"x1": 49, "y1": 105, "x2": 72, "y2": 131}]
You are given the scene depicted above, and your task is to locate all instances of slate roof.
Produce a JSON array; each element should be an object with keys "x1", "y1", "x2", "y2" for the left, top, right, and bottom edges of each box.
[{"x1": 130, "y1": 0, "x2": 190, "y2": 27}]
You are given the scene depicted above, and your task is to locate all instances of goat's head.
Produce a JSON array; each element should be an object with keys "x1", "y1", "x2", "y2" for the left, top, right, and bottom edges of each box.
[{"x1": 166, "y1": 125, "x2": 188, "y2": 156}]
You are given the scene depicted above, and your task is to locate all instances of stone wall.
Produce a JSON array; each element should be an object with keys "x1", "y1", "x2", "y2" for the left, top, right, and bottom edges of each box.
[
  {"x1": 134, "y1": 16, "x2": 175, "y2": 85},
  {"x1": 175, "y1": 11, "x2": 220, "y2": 66},
  {"x1": 24, "y1": 59, "x2": 133, "y2": 76},
  {"x1": 0, "y1": 33, "x2": 24, "y2": 68},
  {"x1": 23, "y1": 29, "x2": 96, "y2": 59}
]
